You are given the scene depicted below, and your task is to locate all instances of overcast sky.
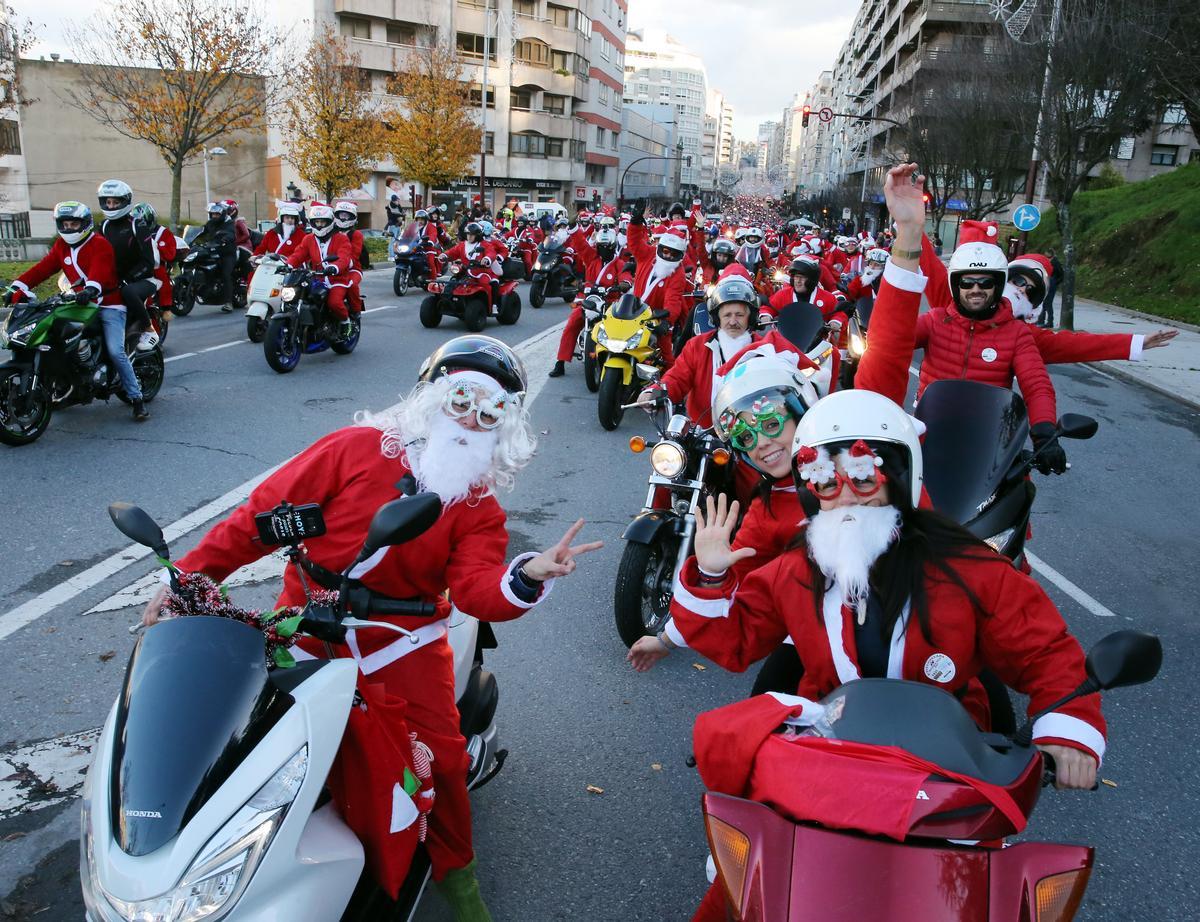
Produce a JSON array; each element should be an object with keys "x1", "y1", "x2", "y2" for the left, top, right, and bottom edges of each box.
[{"x1": 17, "y1": 0, "x2": 861, "y2": 141}]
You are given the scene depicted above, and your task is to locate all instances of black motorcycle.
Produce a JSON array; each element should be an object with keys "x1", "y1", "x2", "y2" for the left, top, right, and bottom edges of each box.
[
  {"x1": 391, "y1": 223, "x2": 441, "y2": 297},
  {"x1": 0, "y1": 290, "x2": 164, "y2": 445},
  {"x1": 172, "y1": 242, "x2": 250, "y2": 316},
  {"x1": 528, "y1": 239, "x2": 579, "y2": 308},
  {"x1": 614, "y1": 396, "x2": 734, "y2": 647},
  {"x1": 263, "y1": 267, "x2": 361, "y2": 374}
]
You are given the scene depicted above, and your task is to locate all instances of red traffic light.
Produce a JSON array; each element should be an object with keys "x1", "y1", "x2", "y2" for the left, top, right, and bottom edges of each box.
[
  {"x1": 801, "y1": 104, "x2": 812, "y2": 128},
  {"x1": 922, "y1": 192, "x2": 931, "y2": 204}
]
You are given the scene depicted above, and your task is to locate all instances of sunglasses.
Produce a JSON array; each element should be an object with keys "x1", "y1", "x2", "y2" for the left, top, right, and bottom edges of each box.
[
  {"x1": 805, "y1": 466, "x2": 888, "y2": 501},
  {"x1": 443, "y1": 384, "x2": 511, "y2": 430},
  {"x1": 1008, "y1": 276, "x2": 1035, "y2": 291},
  {"x1": 957, "y1": 277, "x2": 997, "y2": 291}
]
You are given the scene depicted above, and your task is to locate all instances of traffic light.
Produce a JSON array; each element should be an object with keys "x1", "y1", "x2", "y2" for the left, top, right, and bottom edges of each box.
[
  {"x1": 409, "y1": 184, "x2": 416, "y2": 206},
  {"x1": 801, "y1": 105, "x2": 811, "y2": 128},
  {"x1": 922, "y1": 192, "x2": 931, "y2": 208}
]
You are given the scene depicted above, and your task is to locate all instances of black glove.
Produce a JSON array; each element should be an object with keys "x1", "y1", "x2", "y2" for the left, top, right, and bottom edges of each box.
[
  {"x1": 322, "y1": 264, "x2": 338, "y2": 276},
  {"x1": 617, "y1": 280, "x2": 631, "y2": 292},
  {"x1": 630, "y1": 199, "x2": 646, "y2": 226},
  {"x1": 75, "y1": 287, "x2": 93, "y2": 306},
  {"x1": 1030, "y1": 422, "x2": 1067, "y2": 475}
]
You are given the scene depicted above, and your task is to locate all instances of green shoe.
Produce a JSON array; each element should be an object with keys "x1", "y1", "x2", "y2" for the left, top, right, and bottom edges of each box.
[{"x1": 434, "y1": 859, "x2": 493, "y2": 922}]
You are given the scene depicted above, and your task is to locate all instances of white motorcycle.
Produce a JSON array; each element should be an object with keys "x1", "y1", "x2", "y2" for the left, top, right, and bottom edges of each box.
[
  {"x1": 244, "y1": 253, "x2": 290, "y2": 344},
  {"x1": 81, "y1": 495, "x2": 505, "y2": 922}
]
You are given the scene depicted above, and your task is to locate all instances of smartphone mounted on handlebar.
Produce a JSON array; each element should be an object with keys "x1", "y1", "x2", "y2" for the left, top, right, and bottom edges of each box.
[{"x1": 254, "y1": 502, "x2": 327, "y2": 546}]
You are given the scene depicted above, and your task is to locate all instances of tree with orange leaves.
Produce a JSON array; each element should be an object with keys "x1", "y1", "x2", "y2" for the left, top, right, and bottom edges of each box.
[
  {"x1": 385, "y1": 44, "x2": 481, "y2": 193},
  {"x1": 279, "y1": 28, "x2": 391, "y2": 204},
  {"x1": 67, "y1": 0, "x2": 277, "y2": 227}
]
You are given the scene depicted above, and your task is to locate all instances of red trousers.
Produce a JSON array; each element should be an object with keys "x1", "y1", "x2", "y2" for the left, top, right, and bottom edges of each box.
[
  {"x1": 557, "y1": 305, "x2": 586, "y2": 362},
  {"x1": 347, "y1": 271, "x2": 363, "y2": 314},
  {"x1": 326, "y1": 286, "x2": 349, "y2": 320}
]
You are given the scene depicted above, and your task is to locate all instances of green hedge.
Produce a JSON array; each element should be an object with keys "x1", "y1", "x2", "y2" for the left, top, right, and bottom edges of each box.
[{"x1": 0, "y1": 262, "x2": 58, "y2": 300}]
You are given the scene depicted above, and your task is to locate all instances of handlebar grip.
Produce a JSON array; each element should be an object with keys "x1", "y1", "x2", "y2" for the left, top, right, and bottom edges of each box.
[{"x1": 369, "y1": 598, "x2": 439, "y2": 617}]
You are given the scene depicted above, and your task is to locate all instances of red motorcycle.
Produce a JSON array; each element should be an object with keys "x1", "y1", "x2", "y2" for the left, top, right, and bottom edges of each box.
[
  {"x1": 701, "y1": 630, "x2": 1161, "y2": 922},
  {"x1": 419, "y1": 259, "x2": 522, "y2": 332}
]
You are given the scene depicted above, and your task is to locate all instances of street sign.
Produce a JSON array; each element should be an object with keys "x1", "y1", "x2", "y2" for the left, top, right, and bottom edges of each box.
[
  {"x1": 842, "y1": 208, "x2": 852, "y2": 220},
  {"x1": 1012, "y1": 203, "x2": 1041, "y2": 232},
  {"x1": 819, "y1": 107, "x2": 834, "y2": 123}
]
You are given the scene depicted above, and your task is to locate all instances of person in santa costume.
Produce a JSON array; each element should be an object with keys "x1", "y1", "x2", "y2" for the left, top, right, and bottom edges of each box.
[
  {"x1": 254, "y1": 201, "x2": 309, "y2": 260},
  {"x1": 698, "y1": 238, "x2": 739, "y2": 284},
  {"x1": 443, "y1": 222, "x2": 506, "y2": 310},
  {"x1": 286, "y1": 203, "x2": 357, "y2": 338},
  {"x1": 141, "y1": 203, "x2": 177, "y2": 319},
  {"x1": 333, "y1": 200, "x2": 367, "y2": 317},
  {"x1": 626, "y1": 198, "x2": 690, "y2": 364},
  {"x1": 548, "y1": 227, "x2": 632, "y2": 377},
  {"x1": 763, "y1": 256, "x2": 847, "y2": 329},
  {"x1": 842, "y1": 246, "x2": 889, "y2": 302},
  {"x1": 140, "y1": 335, "x2": 602, "y2": 921},
  {"x1": 512, "y1": 215, "x2": 544, "y2": 276}
]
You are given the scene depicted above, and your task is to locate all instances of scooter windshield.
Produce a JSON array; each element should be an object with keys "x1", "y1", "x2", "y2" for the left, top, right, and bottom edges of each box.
[
  {"x1": 774, "y1": 302, "x2": 825, "y2": 352},
  {"x1": 397, "y1": 223, "x2": 422, "y2": 245},
  {"x1": 853, "y1": 296, "x2": 874, "y2": 330},
  {"x1": 915, "y1": 379, "x2": 1029, "y2": 525},
  {"x1": 110, "y1": 617, "x2": 294, "y2": 856},
  {"x1": 807, "y1": 679, "x2": 1032, "y2": 786}
]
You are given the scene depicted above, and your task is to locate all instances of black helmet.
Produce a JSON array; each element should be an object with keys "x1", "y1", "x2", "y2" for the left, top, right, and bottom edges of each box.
[
  {"x1": 707, "y1": 276, "x2": 759, "y2": 328},
  {"x1": 788, "y1": 256, "x2": 821, "y2": 290},
  {"x1": 710, "y1": 238, "x2": 736, "y2": 266},
  {"x1": 668, "y1": 201, "x2": 686, "y2": 219},
  {"x1": 464, "y1": 221, "x2": 484, "y2": 240},
  {"x1": 419, "y1": 335, "x2": 529, "y2": 395}
]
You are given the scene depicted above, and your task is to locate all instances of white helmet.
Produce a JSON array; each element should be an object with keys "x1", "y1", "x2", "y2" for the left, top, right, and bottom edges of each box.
[
  {"x1": 742, "y1": 226, "x2": 763, "y2": 244},
  {"x1": 791, "y1": 390, "x2": 924, "y2": 508},
  {"x1": 332, "y1": 200, "x2": 358, "y2": 229},
  {"x1": 594, "y1": 228, "x2": 618, "y2": 248},
  {"x1": 947, "y1": 238, "x2": 1007, "y2": 314},
  {"x1": 277, "y1": 201, "x2": 302, "y2": 220},
  {"x1": 308, "y1": 204, "x2": 336, "y2": 238},
  {"x1": 97, "y1": 179, "x2": 133, "y2": 220},
  {"x1": 734, "y1": 227, "x2": 750, "y2": 242},
  {"x1": 713, "y1": 352, "x2": 822, "y2": 468},
  {"x1": 865, "y1": 247, "x2": 890, "y2": 264},
  {"x1": 656, "y1": 231, "x2": 688, "y2": 256}
]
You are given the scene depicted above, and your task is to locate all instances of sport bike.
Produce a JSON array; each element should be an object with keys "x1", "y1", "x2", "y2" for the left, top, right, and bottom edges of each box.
[{"x1": 262, "y1": 268, "x2": 361, "y2": 374}]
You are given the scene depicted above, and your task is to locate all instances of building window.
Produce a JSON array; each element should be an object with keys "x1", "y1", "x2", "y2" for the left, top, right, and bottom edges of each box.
[
  {"x1": 484, "y1": 132, "x2": 495, "y2": 154},
  {"x1": 596, "y1": 126, "x2": 606, "y2": 146},
  {"x1": 598, "y1": 83, "x2": 609, "y2": 106},
  {"x1": 386, "y1": 24, "x2": 416, "y2": 45},
  {"x1": 468, "y1": 85, "x2": 495, "y2": 108},
  {"x1": 511, "y1": 88, "x2": 533, "y2": 111},
  {"x1": 1150, "y1": 144, "x2": 1178, "y2": 166},
  {"x1": 511, "y1": 132, "x2": 547, "y2": 156},
  {"x1": 600, "y1": 37, "x2": 613, "y2": 62},
  {"x1": 340, "y1": 17, "x2": 371, "y2": 39},
  {"x1": 577, "y1": 13, "x2": 592, "y2": 38},
  {"x1": 547, "y1": 138, "x2": 564, "y2": 157},
  {"x1": 551, "y1": 50, "x2": 569, "y2": 71},
  {"x1": 611, "y1": 131, "x2": 619, "y2": 151},
  {"x1": 513, "y1": 0, "x2": 537, "y2": 18},
  {"x1": 0, "y1": 118, "x2": 20, "y2": 156},
  {"x1": 549, "y1": 4, "x2": 570, "y2": 27},
  {"x1": 1111, "y1": 136, "x2": 1135, "y2": 160},
  {"x1": 586, "y1": 163, "x2": 605, "y2": 183},
  {"x1": 456, "y1": 32, "x2": 495, "y2": 60},
  {"x1": 571, "y1": 138, "x2": 586, "y2": 162},
  {"x1": 515, "y1": 39, "x2": 550, "y2": 66},
  {"x1": 543, "y1": 93, "x2": 566, "y2": 115},
  {"x1": 1162, "y1": 103, "x2": 1187, "y2": 125}
]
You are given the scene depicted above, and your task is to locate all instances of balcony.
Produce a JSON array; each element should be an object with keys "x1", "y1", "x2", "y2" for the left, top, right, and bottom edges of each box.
[
  {"x1": 509, "y1": 109, "x2": 574, "y2": 137},
  {"x1": 336, "y1": 0, "x2": 447, "y2": 22},
  {"x1": 347, "y1": 37, "x2": 427, "y2": 74},
  {"x1": 922, "y1": 0, "x2": 994, "y2": 25}
]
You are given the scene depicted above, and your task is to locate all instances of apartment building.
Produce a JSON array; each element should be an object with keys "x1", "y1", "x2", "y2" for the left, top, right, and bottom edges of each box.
[
  {"x1": 622, "y1": 29, "x2": 706, "y2": 190},
  {"x1": 1105, "y1": 106, "x2": 1197, "y2": 183},
  {"x1": 0, "y1": 9, "x2": 30, "y2": 241},
  {"x1": 271, "y1": 0, "x2": 627, "y2": 223}
]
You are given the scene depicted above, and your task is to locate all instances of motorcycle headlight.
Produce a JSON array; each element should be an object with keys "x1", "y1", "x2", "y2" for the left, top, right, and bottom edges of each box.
[
  {"x1": 533, "y1": 261, "x2": 543, "y2": 270},
  {"x1": 397, "y1": 245, "x2": 410, "y2": 253},
  {"x1": 774, "y1": 269, "x2": 787, "y2": 283},
  {"x1": 650, "y1": 441, "x2": 687, "y2": 479},
  {"x1": 624, "y1": 331, "x2": 644, "y2": 350},
  {"x1": 280, "y1": 286, "x2": 297, "y2": 302},
  {"x1": 596, "y1": 326, "x2": 610, "y2": 346},
  {"x1": 983, "y1": 526, "x2": 1017, "y2": 554},
  {"x1": 183, "y1": 253, "x2": 198, "y2": 264},
  {"x1": 849, "y1": 333, "x2": 866, "y2": 358},
  {"x1": 4, "y1": 320, "x2": 37, "y2": 346},
  {"x1": 89, "y1": 747, "x2": 307, "y2": 922}
]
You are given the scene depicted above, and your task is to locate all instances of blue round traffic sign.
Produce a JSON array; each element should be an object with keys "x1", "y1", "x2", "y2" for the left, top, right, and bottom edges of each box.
[{"x1": 1012, "y1": 204, "x2": 1041, "y2": 232}]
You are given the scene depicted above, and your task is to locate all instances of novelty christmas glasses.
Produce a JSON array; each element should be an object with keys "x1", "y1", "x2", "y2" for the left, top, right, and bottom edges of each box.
[
  {"x1": 443, "y1": 383, "x2": 510, "y2": 430},
  {"x1": 796, "y1": 439, "x2": 888, "y2": 500},
  {"x1": 720, "y1": 397, "x2": 791, "y2": 452}
]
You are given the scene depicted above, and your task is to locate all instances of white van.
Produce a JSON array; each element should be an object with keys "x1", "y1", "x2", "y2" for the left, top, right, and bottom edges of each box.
[{"x1": 510, "y1": 201, "x2": 569, "y2": 223}]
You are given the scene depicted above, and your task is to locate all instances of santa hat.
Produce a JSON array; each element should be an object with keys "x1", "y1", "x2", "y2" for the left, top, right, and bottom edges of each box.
[
  {"x1": 958, "y1": 220, "x2": 1001, "y2": 246},
  {"x1": 795, "y1": 444, "x2": 836, "y2": 486},
  {"x1": 1009, "y1": 253, "x2": 1052, "y2": 287},
  {"x1": 716, "y1": 330, "x2": 819, "y2": 376},
  {"x1": 839, "y1": 439, "x2": 884, "y2": 481}
]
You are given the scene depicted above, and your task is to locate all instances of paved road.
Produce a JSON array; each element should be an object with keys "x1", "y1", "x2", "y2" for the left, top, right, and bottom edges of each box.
[{"x1": 1, "y1": 269, "x2": 1197, "y2": 920}]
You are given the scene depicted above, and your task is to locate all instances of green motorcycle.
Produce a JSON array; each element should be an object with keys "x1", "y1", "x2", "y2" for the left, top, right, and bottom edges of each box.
[{"x1": 0, "y1": 287, "x2": 164, "y2": 446}]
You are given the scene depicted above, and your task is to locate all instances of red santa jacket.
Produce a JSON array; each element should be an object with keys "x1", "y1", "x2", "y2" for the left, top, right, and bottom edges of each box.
[
  {"x1": 627, "y1": 220, "x2": 687, "y2": 323},
  {"x1": 343, "y1": 228, "x2": 365, "y2": 273},
  {"x1": 573, "y1": 237, "x2": 633, "y2": 290},
  {"x1": 669, "y1": 550, "x2": 1106, "y2": 761},
  {"x1": 151, "y1": 225, "x2": 177, "y2": 307},
  {"x1": 516, "y1": 227, "x2": 544, "y2": 247},
  {"x1": 14, "y1": 232, "x2": 122, "y2": 306},
  {"x1": 915, "y1": 302, "x2": 1057, "y2": 425},
  {"x1": 656, "y1": 330, "x2": 758, "y2": 428},
  {"x1": 175, "y1": 426, "x2": 549, "y2": 661},
  {"x1": 824, "y1": 247, "x2": 850, "y2": 276},
  {"x1": 443, "y1": 239, "x2": 503, "y2": 282},
  {"x1": 288, "y1": 232, "x2": 353, "y2": 286},
  {"x1": 254, "y1": 226, "x2": 309, "y2": 260},
  {"x1": 233, "y1": 217, "x2": 252, "y2": 252},
  {"x1": 764, "y1": 285, "x2": 847, "y2": 328}
]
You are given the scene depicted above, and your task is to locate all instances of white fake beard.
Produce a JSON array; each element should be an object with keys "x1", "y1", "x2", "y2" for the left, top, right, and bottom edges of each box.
[
  {"x1": 1004, "y1": 282, "x2": 1037, "y2": 321},
  {"x1": 717, "y1": 329, "x2": 752, "y2": 356},
  {"x1": 280, "y1": 223, "x2": 295, "y2": 241},
  {"x1": 648, "y1": 255, "x2": 680, "y2": 287},
  {"x1": 409, "y1": 412, "x2": 499, "y2": 506},
  {"x1": 806, "y1": 504, "x2": 902, "y2": 604}
]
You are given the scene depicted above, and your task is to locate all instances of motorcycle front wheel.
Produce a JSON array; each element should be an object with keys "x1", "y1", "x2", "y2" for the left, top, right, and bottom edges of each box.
[
  {"x1": 0, "y1": 368, "x2": 52, "y2": 446},
  {"x1": 583, "y1": 343, "x2": 599, "y2": 393},
  {"x1": 529, "y1": 278, "x2": 546, "y2": 309},
  {"x1": 393, "y1": 267, "x2": 409, "y2": 298},
  {"x1": 173, "y1": 278, "x2": 195, "y2": 316},
  {"x1": 264, "y1": 314, "x2": 302, "y2": 374},
  {"x1": 597, "y1": 367, "x2": 626, "y2": 431},
  {"x1": 614, "y1": 536, "x2": 677, "y2": 647},
  {"x1": 246, "y1": 314, "x2": 267, "y2": 344}
]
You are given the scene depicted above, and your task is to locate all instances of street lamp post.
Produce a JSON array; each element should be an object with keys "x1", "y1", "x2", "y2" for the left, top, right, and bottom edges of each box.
[
  {"x1": 618, "y1": 149, "x2": 692, "y2": 208},
  {"x1": 202, "y1": 146, "x2": 227, "y2": 207},
  {"x1": 479, "y1": 0, "x2": 493, "y2": 210}
]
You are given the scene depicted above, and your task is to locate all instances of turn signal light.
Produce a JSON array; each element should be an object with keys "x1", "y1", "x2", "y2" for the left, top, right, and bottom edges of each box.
[
  {"x1": 629, "y1": 436, "x2": 646, "y2": 453},
  {"x1": 711, "y1": 448, "x2": 731, "y2": 466},
  {"x1": 705, "y1": 814, "x2": 750, "y2": 915},
  {"x1": 1035, "y1": 867, "x2": 1091, "y2": 921}
]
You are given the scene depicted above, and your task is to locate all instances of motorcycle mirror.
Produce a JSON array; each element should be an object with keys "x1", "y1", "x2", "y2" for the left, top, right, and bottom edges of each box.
[
  {"x1": 1085, "y1": 630, "x2": 1162, "y2": 691},
  {"x1": 637, "y1": 363, "x2": 660, "y2": 382},
  {"x1": 108, "y1": 503, "x2": 169, "y2": 558},
  {"x1": 1057, "y1": 413, "x2": 1098, "y2": 441},
  {"x1": 358, "y1": 493, "x2": 443, "y2": 561}
]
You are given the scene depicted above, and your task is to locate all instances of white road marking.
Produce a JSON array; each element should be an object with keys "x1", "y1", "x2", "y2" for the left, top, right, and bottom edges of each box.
[
  {"x1": 0, "y1": 321, "x2": 566, "y2": 644},
  {"x1": 199, "y1": 340, "x2": 242, "y2": 353},
  {"x1": 0, "y1": 729, "x2": 100, "y2": 820},
  {"x1": 163, "y1": 352, "x2": 196, "y2": 363}
]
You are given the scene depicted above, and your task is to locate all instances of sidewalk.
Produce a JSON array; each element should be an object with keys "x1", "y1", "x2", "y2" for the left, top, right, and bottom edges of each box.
[{"x1": 1066, "y1": 296, "x2": 1200, "y2": 411}]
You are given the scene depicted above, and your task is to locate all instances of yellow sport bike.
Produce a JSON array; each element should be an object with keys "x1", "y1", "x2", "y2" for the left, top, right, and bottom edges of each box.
[{"x1": 591, "y1": 293, "x2": 669, "y2": 431}]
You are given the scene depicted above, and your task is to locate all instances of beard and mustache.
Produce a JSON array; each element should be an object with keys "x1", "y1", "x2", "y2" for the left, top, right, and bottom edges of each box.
[
  {"x1": 407, "y1": 412, "x2": 500, "y2": 506},
  {"x1": 806, "y1": 504, "x2": 902, "y2": 604}
]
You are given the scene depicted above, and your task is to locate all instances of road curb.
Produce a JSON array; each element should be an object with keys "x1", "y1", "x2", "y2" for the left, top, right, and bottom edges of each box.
[
  {"x1": 1085, "y1": 360, "x2": 1200, "y2": 412},
  {"x1": 1073, "y1": 298, "x2": 1200, "y2": 334}
]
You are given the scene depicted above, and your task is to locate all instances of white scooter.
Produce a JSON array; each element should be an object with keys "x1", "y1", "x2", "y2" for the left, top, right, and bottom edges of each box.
[
  {"x1": 81, "y1": 495, "x2": 505, "y2": 922},
  {"x1": 244, "y1": 253, "x2": 290, "y2": 344}
]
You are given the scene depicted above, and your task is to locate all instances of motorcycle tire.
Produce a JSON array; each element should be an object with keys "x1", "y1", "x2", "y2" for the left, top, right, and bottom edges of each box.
[
  {"x1": 419, "y1": 295, "x2": 442, "y2": 328},
  {"x1": 0, "y1": 368, "x2": 52, "y2": 446},
  {"x1": 246, "y1": 315, "x2": 267, "y2": 344},
  {"x1": 597, "y1": 368, "x2": 625, "y2": 431},
  {"x1": 393, "y1": 267, "x2": 409, "y2": 298},
  {"x1": 583, "y1": 345, "x2": 599, "y2": 393},
  {"x1": 529, "y1": 278, "x2": 546, "y2": 309},
  {"x1": 614, "y1": 537, "x2": 677, "y2": 647},
  {"x1": 173, "y1": 282, "x2": 195, "y2": 317},
  {"x1": 264, "y1": 314, "x2": 302, "y2": 374},
  {"x1": 463, "y1": 296, "x2": 487, "y2": 333},
  {"x1": 331, "y1": 313, "x2": 361, "y2": 354},
  {"x1": 115, "y1": 348, "x2": 165, "y2": 404},
  {"x1": 497, "y1": 291, "x2": 521, "y2": 325}
]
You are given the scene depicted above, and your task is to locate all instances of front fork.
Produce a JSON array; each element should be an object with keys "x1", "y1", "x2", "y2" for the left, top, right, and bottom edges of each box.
[{"x1": 642, "y1": 454, "x2": 709, "y2": 588}]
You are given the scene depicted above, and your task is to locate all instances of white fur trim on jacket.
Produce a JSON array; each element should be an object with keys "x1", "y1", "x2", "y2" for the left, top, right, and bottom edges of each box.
[
  {"x1": 1032, "y1": 711, "x2": 1107, "y2": 764},
  {"x1": 500, "y1": 551, "x2": 556, "y2": 609},
  {"x1": 1129, "y1": 334, "x2": 1144, "y2": 361},
  {"x1": 882, "y1": 259, "x2": 927, "y2": 293},
  {"x1": 663, "y1": 616, "x2": 689, "y2": 648},
  {"x1": 821, "y1": 582, "x2": 909, "y2": 683},
  {"x1": 765, "y1": 691, "x2": 826, "y2": 727},
  {"x1": 673, "y1": 575, "x2": 734, "y2": 620}
]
